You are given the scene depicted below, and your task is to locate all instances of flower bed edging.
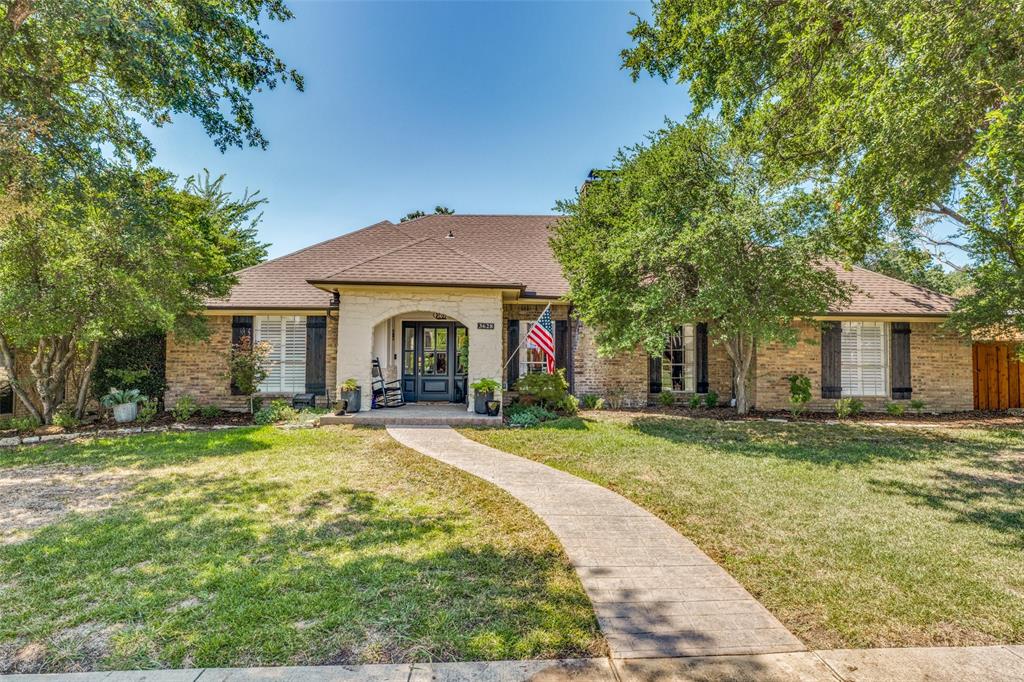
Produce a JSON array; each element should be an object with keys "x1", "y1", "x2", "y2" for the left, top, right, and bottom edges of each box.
[{"x1": 0, "y1": 422, "x2": 247, "y2": 449}]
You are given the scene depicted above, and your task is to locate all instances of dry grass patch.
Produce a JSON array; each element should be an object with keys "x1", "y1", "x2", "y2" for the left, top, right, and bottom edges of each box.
[{"x1": 0, "y1": 426, "x2": 603, "y2": 673}]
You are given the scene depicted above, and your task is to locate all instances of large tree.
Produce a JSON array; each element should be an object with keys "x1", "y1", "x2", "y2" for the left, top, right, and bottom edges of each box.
[
  {"x1": 553, "y1": 121, "x2": 850, "y2": 414},
  {"x1": 0, "y1": 0, "x2": 294, "y2": 420},
  {"x1": 1, "y1": 0, "x2": 302, "y2": 180},
  {"x1": 623, "y1": 0, "x2": 1024, "y2": 338},
  {"x1": 0, "y1": 168, "x2": 267, "y2": 423}
]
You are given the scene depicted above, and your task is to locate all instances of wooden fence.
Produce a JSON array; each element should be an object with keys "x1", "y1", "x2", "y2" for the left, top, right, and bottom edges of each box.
[{"x1": 973, "y1": 342, "x2": 1023, "y2": 410}]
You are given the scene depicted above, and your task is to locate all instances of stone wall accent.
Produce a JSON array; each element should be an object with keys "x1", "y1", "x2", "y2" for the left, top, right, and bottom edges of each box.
[
  {"x1": 336, "y1": 286, "x2": 505, "y2": 411},
  {"x1": 166, "y1": 314, "x2": 338, "y2": 412},
  {"x1": 754, "y1": 320, "x2": 973, "y2": 412}
]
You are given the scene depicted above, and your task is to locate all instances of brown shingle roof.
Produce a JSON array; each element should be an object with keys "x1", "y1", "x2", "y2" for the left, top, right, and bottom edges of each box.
[
  {"x1": 208, "y1": 215, "x2": 956, "y2": 316},
  {"x1": 825, "y1": 261, "x2": 956, "y2": 315}
]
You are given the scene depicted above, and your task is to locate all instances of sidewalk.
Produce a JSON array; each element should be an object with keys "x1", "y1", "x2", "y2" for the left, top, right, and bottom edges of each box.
[
  {"x1": 386, "y1": 426, "x2": 802, "y2": 659},
  {"x1": 4, "y1": 647, "x2": 1024, "y2": 681}
]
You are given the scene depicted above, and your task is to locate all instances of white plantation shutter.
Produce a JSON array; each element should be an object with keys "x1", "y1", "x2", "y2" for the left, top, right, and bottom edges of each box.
[
  {"x1": 255, "y1": 316, "x2": 307, "y2": 393},
  {"x1": 841, "y1": 322, "x2": 887, "y2": 397},
  {"x1": 283, "y1": 317, "x2": 307, "y2": 392}
]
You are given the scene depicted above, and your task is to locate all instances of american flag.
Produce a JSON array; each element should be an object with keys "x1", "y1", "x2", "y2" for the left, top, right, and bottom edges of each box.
[{"x1": 526, "y1": 304, "x2": 556, "y2": 374}]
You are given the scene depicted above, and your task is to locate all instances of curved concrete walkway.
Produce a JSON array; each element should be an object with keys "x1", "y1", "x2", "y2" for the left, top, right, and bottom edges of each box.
[{"x1": 386, "y1": 425, "x2": 804, "y2": 660}]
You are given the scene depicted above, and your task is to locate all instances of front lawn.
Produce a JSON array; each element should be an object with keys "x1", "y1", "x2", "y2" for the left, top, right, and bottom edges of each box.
[
  {"x1": 463, "y1": 413, "x2": 1024, "y2": 650},
  {"x1": 0, "y1": 426, "x2": 603, "y2": 674}
]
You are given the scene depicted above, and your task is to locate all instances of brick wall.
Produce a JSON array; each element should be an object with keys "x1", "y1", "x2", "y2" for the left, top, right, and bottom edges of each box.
[
  {"x1": 571, "y1": 323, "x2": 650, "y2": 408},
  {"x1": 166, "y1": 314, "x2": 338, "y2": 412},
  {"x1": 754, "y1": 320, "x2": 973, "y2": 412}
]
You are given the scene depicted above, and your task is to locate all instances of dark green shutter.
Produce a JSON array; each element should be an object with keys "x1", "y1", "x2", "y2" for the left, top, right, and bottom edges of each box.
[
  {"x1": 0, "y1": 383, "x2": 12, "y2": 414},
  {"x1": 891, "y1": 322, "x2": 912, "y2": 400},
  {"x1": 230, "y1": 316, "x2": 254, "y2": 395},
  {"x1": 821, "y1": 322, "x2": 842, "y2": 398},
  {"x1": 506, "y1": 319, "x2": 519, "y2": 389},
  {"x1": 305, "y1": 316, "x2": 327, "y2": 396},
  {"x1": 555, "y1": 319, "x2": 569, "y2": 372},
  {"x1": 696, "y1": 323, "x2": 709, "y2": 393},
  {"x1": 649, "y1": 354, "x2": 662, "y2": 393}
]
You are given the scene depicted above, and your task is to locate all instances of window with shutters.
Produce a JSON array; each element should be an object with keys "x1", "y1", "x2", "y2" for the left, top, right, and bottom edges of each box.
[
  {"x1": 840, "y1": 322, "x2": 888, "y2": 397},
  {"x1": 519, "y1": 321, "x2": 554, "y2": 375},
  {"x1": 662, "y1": 325, "x2": 696, "y2": 392},
  {"x1": 254, "y1": 316, "x2": 308, "y2": 393}
]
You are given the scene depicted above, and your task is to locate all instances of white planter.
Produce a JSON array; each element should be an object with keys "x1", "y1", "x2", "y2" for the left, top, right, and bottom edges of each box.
[{"x1": 112, "y1": 402, "x2": 138, "y2": 423}]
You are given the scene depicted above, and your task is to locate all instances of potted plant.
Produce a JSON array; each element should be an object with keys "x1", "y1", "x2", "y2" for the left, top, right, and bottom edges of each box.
[
  {"x1": 101, "y1": 388, "x2": 147, "y2": 423},
  {"x1": 339, "y1": 378, "x2": 361, "y2": 413},
  {"x1": 470, "y1": 377, "x2": 500, "y2": 414}
]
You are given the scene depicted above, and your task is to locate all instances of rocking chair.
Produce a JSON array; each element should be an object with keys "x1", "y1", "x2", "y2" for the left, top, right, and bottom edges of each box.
[{"x1": 371, "y1": 358, "x2": 405, "y2": 408}]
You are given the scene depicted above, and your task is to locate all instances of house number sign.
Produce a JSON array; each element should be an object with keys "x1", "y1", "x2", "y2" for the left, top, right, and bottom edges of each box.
[{"x1": 477, "y1": 322, "x2": 495, "y2": 330}]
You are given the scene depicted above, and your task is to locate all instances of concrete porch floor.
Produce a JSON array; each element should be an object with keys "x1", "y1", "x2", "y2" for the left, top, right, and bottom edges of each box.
[{"x1": 319, "y1": 403, "x2": 501, "y2": 427}]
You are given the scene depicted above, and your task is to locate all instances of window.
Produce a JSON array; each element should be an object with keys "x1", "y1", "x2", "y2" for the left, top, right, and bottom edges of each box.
[
  {"x1": 254, "y1": 316, "x2": 307, "y2": 393},
  {"x1": 840, "y1": 321, "x2": 888, "y2": 397},
  {"x1": 519, "y1": 321, "x2": 554, "y2": 375},
  {"x1": 662, "y1": 325, "x2": 696, "y2": 392},
  {"x1": 0, "y1": 382, "x2": 12, "y2": 414}
]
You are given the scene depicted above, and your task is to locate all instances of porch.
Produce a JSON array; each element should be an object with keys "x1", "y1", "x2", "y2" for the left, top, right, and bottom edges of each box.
[{"x1": 319, "y1": 403, "x2": 501, "y2": 427}]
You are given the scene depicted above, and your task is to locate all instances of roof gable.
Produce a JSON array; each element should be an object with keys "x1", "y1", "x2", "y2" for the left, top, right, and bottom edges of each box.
[{"x1": 208, "y1": 215, "x2": 957, "y2": 316}]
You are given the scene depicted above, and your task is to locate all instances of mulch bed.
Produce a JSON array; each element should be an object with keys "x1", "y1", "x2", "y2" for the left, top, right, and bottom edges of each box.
[
  {"x1": 0, "y1": 412, "x2": 255, "y2": 441},
  {"x1": 594, "y1": 406, "x2": 1024, "y2": 429}
]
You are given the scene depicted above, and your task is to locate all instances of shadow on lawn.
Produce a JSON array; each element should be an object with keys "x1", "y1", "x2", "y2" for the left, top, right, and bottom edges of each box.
[
  {"x1": 0, "y1": 468, "x2": 601, "y2": 674},
  {"x1": 0, "y1": 428, "x2": 272, "y2": 470},
  {"x1": 628, "y1": 416, "x2": 1016, "y2": 468},
  {"x1": 872, "y1": 461, "x2": 1024, "y2": 548}
]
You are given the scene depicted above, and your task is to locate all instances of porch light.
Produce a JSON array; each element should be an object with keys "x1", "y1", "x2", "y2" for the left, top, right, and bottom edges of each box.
[{"x1": 326, "y1": 291, "x2": 340, "y2": 319}]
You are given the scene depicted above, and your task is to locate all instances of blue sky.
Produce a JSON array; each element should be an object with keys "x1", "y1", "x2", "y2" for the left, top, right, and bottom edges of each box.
[{"x1": 144, "y1": 1, "x2": 692, "y2": 258}]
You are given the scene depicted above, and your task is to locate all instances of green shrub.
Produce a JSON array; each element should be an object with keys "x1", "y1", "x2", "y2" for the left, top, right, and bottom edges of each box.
[
  {"x1": 658, "y1": 391, "x2": 675, "y2": 407},
  {"x1": 886, "y1": 402, "x2": 906, "y2": 417},
  {"x1": 92, "y1": 332, "x2": 167, "y2": 402},
  {"x1": 340, "y1": 377, "x2": 360, "y2": 392},
  {"x1": 505, "y1": 403, "x2": 557, "y2": 424},
  {"x1": 514, "y1": 369, "x2": 570, "y2": 410},
  {"x1": 688, "y1": 395, "x2": 703, "y2": 409},
  {"x1": 0, "y1": 415, "x2": 39, "y2": 432},
  {"x1": 508, "y1": 410, "x2": 540, "y2": 427},
  {"x1": 171, "y1": 394, "x2": 199, "y2": 422},
  {"x1": 558, "y1": 394, "x2": 580, "y2": 415},
  {"x1": 580, "y1": 394, "x2": 604, "y2": 410},
  {"x1": 137, "y1": 399, "x2": 159, "y2": 424},
  {"x1": 787, "y1": 374, "x2": 812, "y2": 416},
  {"x1": 52, "y1": 405, "x2": 81, "y2": 429},
  {"x1": 909, "y1": 399, "x2": 927, "y2": 415},
  {"x1": 704, "y1": 391, "x2": 719, "y2": 408},
  {"x1": 254, "y1": 398, "x2": 297, "y2": 425},
  {"x1": 835, "y1": 397, "x2": 864, "y2": 419},
  {"x1": 199, "y1": 405, "x2": 221, "y2": 419}
]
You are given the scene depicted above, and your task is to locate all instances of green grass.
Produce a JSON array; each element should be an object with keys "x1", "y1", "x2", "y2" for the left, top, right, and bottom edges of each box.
[
  {"x1": 462, "y1": 414, "x2": 1024, "y2": 650},
  {"x1": 0, "y1": 426, "x2": 603, "y2": 674}
]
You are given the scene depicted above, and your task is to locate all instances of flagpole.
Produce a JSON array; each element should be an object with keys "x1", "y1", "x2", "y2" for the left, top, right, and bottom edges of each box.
[{"x1": 501, "y1": 303, "x2": 551, "y2": 371}]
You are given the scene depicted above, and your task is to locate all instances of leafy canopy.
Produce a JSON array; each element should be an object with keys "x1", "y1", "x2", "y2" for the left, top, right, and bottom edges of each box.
[
  {"x1": 623, "y1": 0, "x2": 1024, "y2": 336},
  {"x1": 0, "y1": 0, "x2": 303, "y2": 182},
  {"x1": 0, "y1": 166, "x2": 268, "y2": 349},
  {"x1": 553, "y1": 121, "x2": 849, "y2": 355}
]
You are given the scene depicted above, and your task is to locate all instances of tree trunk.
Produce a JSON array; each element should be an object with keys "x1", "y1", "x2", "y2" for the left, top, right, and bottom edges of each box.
[
  {"x1": 724, "y1": 333, "x2": 756, "y2": 415},
  {"x1": 74, "y1": 340, "x2": 101, "y2": 419},
  {"x1": 0, "y1": 332, "x2": 41, "y2": 422},
  {"x1": 28, "y1": 335, "x2": 78, "y2": 424}
]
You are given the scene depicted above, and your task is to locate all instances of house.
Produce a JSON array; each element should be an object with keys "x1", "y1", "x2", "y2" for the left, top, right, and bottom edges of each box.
[{"x1": 163, "y1": 214, "x2": 978, "y2": 414}]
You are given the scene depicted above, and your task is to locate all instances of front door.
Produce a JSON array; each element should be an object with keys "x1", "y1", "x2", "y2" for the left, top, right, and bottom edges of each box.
[{"x1": 401, "y1": 322, "x2": 468, "y2": 403}]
